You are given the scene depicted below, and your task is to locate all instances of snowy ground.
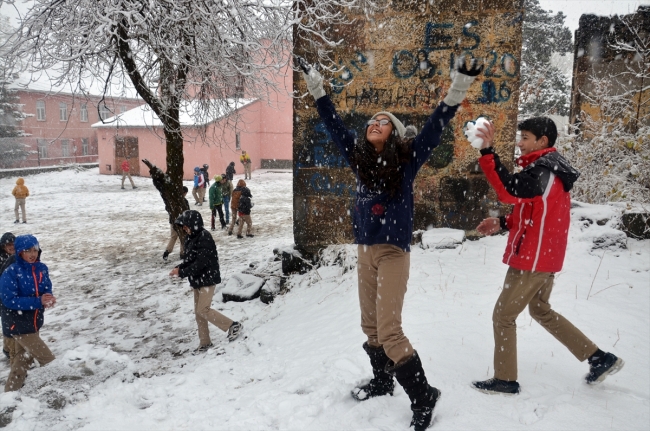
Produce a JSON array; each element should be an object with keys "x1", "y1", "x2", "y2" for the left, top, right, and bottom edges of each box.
[{"x1": 0, "y1": 167, "x2": 647, "y2": 430}]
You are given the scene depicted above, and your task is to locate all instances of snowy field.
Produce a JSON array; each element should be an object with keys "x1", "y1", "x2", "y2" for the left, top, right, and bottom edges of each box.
[{"x1": 0, "y1": 167, "x2": 647, "y2": 430}]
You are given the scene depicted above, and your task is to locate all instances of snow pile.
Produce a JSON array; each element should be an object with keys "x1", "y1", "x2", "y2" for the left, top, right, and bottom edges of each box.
[{"x1": 421, "y1": 227, "x2": 465, "y2": 249}]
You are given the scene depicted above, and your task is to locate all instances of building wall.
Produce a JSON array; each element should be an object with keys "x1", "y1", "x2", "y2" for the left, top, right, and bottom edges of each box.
[
  {"x1": 8, "y1": 91, "x2": 141, "y2": 168},
  {"x1": 293, "y1": 0, "x2": 523, "y2": 253},
  {"x1": 96, "y1": 96, "x2": 294, "y2": 180}
]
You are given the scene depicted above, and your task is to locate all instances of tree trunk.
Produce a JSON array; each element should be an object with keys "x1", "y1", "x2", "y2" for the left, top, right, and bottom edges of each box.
[{"x1": 142, "y1": 123, "x2": 189, "y2": 248}]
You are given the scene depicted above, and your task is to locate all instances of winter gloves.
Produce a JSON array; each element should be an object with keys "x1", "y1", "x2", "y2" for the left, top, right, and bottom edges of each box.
[
  {"x1": 302, "y1": 68, "x2": 326, "y2": 101},
  {"x1": 443, "y1": 57, "x2": 484, "y2": 107}
]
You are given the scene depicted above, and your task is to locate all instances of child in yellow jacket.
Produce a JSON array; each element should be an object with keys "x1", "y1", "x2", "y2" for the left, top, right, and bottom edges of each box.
[{"x1": 12, "y1": 178, "x2": 29, "y2": 224}]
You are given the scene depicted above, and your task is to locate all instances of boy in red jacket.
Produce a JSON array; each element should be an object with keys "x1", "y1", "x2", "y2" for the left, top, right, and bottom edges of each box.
[{"x1": 471, "y1": 117, "x2": 623, "y2": 394}]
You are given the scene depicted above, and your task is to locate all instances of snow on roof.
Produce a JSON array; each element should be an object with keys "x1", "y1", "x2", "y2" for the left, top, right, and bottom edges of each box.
[
  {"x1": 7, "y1": 69, "x2": 140, "y2": 100},
  {"x1": 91, "y1": 98, "x2": 257, "y2": 128}
]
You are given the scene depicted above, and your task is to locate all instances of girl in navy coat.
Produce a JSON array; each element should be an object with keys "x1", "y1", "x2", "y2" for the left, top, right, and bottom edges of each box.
[
  {"x1": 302, "y1": 58, "x2": 482, "y2": 430},
  {"x1": 0, "y1": 234, "x2": 56, "y2": 391}
]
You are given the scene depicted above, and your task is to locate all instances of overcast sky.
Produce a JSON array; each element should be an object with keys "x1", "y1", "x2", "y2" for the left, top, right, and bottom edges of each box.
[
  {"x1": 539, "y1": 0, "x2": 648, "y2": 31},
  {"x1": 2, "y1": 0, "x2": 648, "y2": 32}
]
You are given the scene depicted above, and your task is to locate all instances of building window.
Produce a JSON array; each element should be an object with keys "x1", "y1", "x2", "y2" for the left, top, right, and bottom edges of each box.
[
  {"x1": 80, "y1": 103, "x2": 88, "y2": 122},
  {"x1": 36, "y1": 100, "x2": 46, "y2": 121},
  {"x1": 235, "y1": 132, "x2": 241, "y2": 150},
  {"x1": 61, "y1": 139, "x2": 69, "y2": 157},
  {"x1": 99, "y1": 104, "x2": 111, "y2": 120},
  {"x1": 37, "y1": 139, "x2": 47, "y2": 158},
  {"x1": 82, "y1": 138, "x2": 89, "y2": 155},
  {"x1": 59, "y1": 102, "x2": 67, "y2": 121}
]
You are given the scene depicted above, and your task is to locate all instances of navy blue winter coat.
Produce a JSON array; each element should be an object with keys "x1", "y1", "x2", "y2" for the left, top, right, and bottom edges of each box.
[
  {"x1": 0, "y1": 235, "x2": 52, "y2": 337},
  {"x1": 315, "y1": 96, "x2": 459, "y2": 251}
]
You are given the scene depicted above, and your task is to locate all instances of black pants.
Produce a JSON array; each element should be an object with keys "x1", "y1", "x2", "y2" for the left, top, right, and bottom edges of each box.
[{"x1": 211, "y1": 205, "x2": 226, "y2": 229}]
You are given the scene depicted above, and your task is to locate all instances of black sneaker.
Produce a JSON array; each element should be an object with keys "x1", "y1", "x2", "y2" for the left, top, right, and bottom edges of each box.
[
  {"x1": 246, "y1": 234, "x2": 254, "y2": 237},
  {"x1": 13, "y1": 220, "x2": 19, "y2": 224},
  {"x1": 162, "y1": 250, "x2": 169, "y2": 261},
  {"x1": 586, "y1": 352, "x2": 624, "y2": 384},
  {"x1": 192, "y1": 343, "x2": 213, "y2": 355},
  {"x1": 472, "y1": 378, "x2": 520, "y2": 394},
  {"x1": 227, "y1": 231, "x2": 233, "y2": 236},
  {"x1": 227, "y1": 322, "x2": 242, "y2": 342},
  {"x1": 237, "y1": 235, "x2": 243, "y2": 239},
  {"x1": 22, "y1": 221, "x2": 26, "y2": 224}
]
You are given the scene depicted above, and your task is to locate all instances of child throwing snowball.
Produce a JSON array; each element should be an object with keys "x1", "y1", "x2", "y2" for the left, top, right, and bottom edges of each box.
[{"x1": 471, "y1": 117, "x2": 624, "y2": 395}]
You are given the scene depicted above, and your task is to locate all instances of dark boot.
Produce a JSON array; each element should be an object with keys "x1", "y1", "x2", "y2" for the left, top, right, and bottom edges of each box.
[
  {"x1": 351, "y1": 342, "x2": 395, "y2": 401},
  {"x1": 387, "y1": 351, "x2": 440, "y2": 431}
]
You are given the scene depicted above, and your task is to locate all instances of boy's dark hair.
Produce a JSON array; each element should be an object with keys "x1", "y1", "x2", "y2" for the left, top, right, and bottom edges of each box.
[
  {"x1": 518, "y1": 117, "x2": 558, "y2": 147},
  {"x1": 182, "y1": 186, "x2": 188, "y2": 193}
]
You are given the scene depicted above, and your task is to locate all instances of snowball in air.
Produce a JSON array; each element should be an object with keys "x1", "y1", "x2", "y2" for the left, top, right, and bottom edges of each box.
[{"x1": 464, "y1": 117, "x2": 491, "y2": 149}]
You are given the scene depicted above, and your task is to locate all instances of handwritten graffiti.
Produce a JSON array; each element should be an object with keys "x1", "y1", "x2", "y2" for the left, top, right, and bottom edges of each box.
[
  {"x1": 309, "y1": 172, "x2": 355, "y2": 196},
  {"x1": 391, "y1": 21, "x2": 519, "y2": 97},
  {"x1": 331, "y1": 52, "x2": 368, "y2": 94},
  {"x1": 479, "y1": 79, "x2": 511, "y2": 104}
]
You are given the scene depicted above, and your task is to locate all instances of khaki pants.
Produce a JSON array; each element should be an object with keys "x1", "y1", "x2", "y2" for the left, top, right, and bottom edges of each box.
[
  {"x1": 357, "y1": 244, "x2": 413, "y2": 365},
  {"x1": 228, "y1": 209, "x2": 239, "y2": 234},
  {"x1": 166, "y1": 224, "x2": 184, "y2": 254},
  {"x1": 192, "y1": 187, "x2": 206, "y2": 204},
  {"x1": 193, "y1": 286, "x2": 233, "y2": 346},
  {"x1": 121, "y1": 172, "x2": 135, "y2": 188},
  {"x1": 236, "y1": 214, "x2": 252, "y2": 236},
  {"x1": 493, "y1": 267, "x2": 599, "y2": 381},
  {"x1": 14, "y1": 198, "x2": 26, "y2": 222},
  {"x1": 244, "y1": 163, "x2": 252, "y2": 179},
  {"x1": 5, "y1": 332, "x2": 55, "y2": 392}
]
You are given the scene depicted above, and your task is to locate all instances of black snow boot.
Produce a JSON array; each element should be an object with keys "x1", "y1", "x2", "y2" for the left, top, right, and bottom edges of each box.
[
  {"x1": 387, "y1": 351, "x2": 440, "y2": 431},
  {"x1": 351, "y1": 343, "x2": 395, "y2": 401}
]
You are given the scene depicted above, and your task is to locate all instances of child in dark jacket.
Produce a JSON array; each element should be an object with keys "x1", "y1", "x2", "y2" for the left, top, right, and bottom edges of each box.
[
  {"x1": 471, "y1": 117, "x2": 624, "y2": 394},
  {"x1": 169, "y1": 211, "x2": 242, "y2": 350},
  {"x1": 236, "y1": 187, "x2": 253, "y2": 239},
  {"x1": 0, "y1": 235, "x2": 56, "y2": 391}
]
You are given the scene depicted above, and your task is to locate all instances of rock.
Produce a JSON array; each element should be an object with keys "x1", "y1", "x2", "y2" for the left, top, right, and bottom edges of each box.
[
  {"x1": 281, "y1": 250, "x2": 311, "y2": 275},
  {"x1": 260, "y1": 276, "x2": 282, "y2": 304},
  {"x1": 421, "y1": 228, "x2": 465, "y2": 249},
  {"x1": 222, "y1": 274, "x2": 265, "y2": 302},
  {"x1": 621, "y1": 213, "x2": 650, "y2": 239}
]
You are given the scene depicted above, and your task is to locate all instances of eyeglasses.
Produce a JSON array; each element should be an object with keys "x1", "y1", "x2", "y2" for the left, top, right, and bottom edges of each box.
[{"x1": 367, "y1": 119, "x2": 392, "y2": 127}]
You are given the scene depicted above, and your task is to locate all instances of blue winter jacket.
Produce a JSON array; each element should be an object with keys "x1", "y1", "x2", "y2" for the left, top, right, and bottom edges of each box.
[
  {"x1": 316, "y1": 96, "x2": 459, "y2": 251},
  {"x1": 0, "y1": 235, "x2": 52, "y2": 337}
]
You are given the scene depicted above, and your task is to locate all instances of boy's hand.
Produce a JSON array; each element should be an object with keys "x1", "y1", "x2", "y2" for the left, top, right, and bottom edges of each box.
[
  {"x1": 475, "y1": 121, "x2": 495, "y2": 149},
  {"x1": 41, "y1": 293, "x2": 56, "y2": 308},
  {"x1": 477, "y1": 217, "x2": 500, "y2": 236},
  {"x1": 169, "y1": 267, "x2": 180, "y2": 277}
]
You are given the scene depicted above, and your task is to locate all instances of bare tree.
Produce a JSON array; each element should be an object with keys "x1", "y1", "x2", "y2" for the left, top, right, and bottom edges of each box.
[
  {"x1": 2, "y1": 0, "x2": 378, "y2": 232},
  {"x1": 562, "y1": 75, "x2": 649, "y2": 203},
  {"x1": 563, "y1": 11, "x2": 650, "y2": 204}
]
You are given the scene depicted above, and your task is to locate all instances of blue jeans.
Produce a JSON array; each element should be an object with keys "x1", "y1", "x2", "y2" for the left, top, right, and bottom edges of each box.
[{"x1": 223, "y1": 195, "x2": 231, "y2": 223}]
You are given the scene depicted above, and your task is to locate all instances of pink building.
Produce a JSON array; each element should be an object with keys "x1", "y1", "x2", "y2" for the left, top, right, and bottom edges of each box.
[
  {"x1": 93, "y1": 74, "x2": 293, "y2": 180},
  {"x1": 6, "y1": 85, "x2": 141, "y2": 168}
]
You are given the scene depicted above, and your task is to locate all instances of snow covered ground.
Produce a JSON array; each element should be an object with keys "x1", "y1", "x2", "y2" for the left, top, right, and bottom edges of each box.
[{"x1": 0, "y1": 167, "x2": 647, "y2": 430}]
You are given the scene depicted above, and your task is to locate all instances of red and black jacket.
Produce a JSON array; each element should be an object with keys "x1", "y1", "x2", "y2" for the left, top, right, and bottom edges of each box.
[{"x1": 479, "y1": 147, "x2": 580, "y2": 273}]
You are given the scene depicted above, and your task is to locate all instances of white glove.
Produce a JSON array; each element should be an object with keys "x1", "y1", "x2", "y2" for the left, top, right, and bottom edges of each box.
[
  {"x1": 443, "y1": 58, "x2": 483, "y2": 106},
  {"x1": 303, "y1": 69, "x2": 326, "y2": 101}
]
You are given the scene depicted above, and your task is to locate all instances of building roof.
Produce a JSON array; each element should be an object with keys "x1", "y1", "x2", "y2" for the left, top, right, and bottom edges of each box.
[
  {"x1": 91, "y1": 98, "x2": 258, "y2": 129},
  {"x1": 7, "y1": 68, "x2": 141, "y2": 100}
]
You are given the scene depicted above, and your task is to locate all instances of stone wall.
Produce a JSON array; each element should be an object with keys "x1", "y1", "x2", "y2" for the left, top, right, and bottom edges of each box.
[
  {"x1": 570, "y1": 7, "x2": 650, "y2": 131},
  {"x1": 293, "y1": 0, "x2": 523, "y2": 253}
]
